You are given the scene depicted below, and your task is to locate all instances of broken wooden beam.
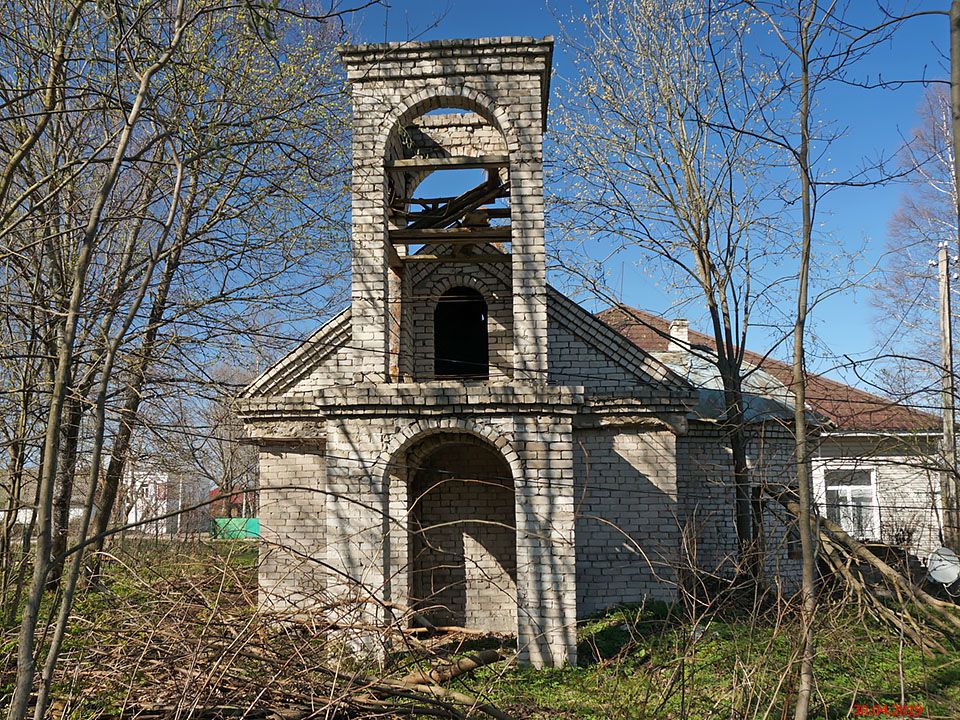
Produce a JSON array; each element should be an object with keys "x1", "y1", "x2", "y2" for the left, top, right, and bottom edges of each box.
[
  {"x1": 402, "y1": 253, "x2": 511, "y2": 264},
  {"x1": 406, "y1": 180, "x2": 509, "y2": 230},
  {"x1": 387, "y1": 240, "x2": 403, "y2": 270},
  {"x1": 400, "y1": 649, "x2": 504, "y2": 686},
  {"x1": 465, "y1": 207, "x2": 511, "y2": 221}
]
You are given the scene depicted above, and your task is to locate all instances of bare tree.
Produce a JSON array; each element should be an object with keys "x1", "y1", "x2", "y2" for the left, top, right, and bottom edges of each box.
[
  {"x1": 0, "y1": 1, "x2": 363, "y2": 717},
  {"x1": 873, "y1": 88, "x2": 955, "y2": 402},
  {"x1": 731, "y1": 2, "x2": 943, "y2": 717},
  {"x1": 557, "y1": 0, "x2": 789, "y2": 576}
]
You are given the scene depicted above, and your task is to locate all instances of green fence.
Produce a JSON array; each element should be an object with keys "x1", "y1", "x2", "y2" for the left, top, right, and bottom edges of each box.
[{"x1": 212, "y1": 517, "x2": 260, "y2": 539}]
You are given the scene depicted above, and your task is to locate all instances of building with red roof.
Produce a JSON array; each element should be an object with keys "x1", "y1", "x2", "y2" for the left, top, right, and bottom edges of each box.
[{"x1": 600, "y1": 304, "x2": 944, "y2": 558}]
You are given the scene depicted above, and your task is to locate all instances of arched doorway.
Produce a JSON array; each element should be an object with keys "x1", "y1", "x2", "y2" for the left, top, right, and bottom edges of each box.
[
  {"x1": 434, "y1": 287, "x2": 489, "y2": 379},
  {"x1": 406, "y1": 434, "x2": 517, "y2": 632}
]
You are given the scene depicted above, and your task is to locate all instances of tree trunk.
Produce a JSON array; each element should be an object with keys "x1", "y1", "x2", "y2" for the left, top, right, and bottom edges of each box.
[
  {"x1": 710, "y1": 303, "x2": 758, "y2": 578},
  {"x1": 1, "y1": 436, "x2": 27, "y2": 622},
  {"x1": 728, "y1": 389, "x2": 757, "y2": 576},
  {"x1": 793, "y1": 11, "x2": 817, "y2": 718},
  {"x1": 48, "y1": 395, "x2": 83, "y2": 587}
]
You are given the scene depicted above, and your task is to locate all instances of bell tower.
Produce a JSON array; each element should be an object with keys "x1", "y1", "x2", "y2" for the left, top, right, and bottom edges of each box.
[{"x1": 340, "y1": 37, "x2": 553, "y2": 384}]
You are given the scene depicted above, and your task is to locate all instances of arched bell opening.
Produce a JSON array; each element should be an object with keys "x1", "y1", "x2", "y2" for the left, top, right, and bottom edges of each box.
[
  {"x1": 433, "y1": 287, "x2": 489, "y2": 379},
  {"x1": 382, "y1": 101, "x2": 514, "y2": 384},
  {"x1": 406, "y1": 434, "x2": 518, "y2": 633},
  {"x1": 384, "y1": 105, "x2": 512, "y2": 255}
]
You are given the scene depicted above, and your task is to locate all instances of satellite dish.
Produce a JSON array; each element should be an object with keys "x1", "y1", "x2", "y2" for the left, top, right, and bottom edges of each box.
[{"x1": 927, "y1": 547, "x2": 960, "y2": 585}]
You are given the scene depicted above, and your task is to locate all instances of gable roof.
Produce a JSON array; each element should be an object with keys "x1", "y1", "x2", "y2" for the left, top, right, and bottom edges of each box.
[
  {"x1": 598, "y1": 304, "x2": 940, "y2": 433},
  {"x1": 241, "y1": 241, "x2": 694, "y2": 403},
  {"x1": 240, "y1": 291, "x2": 693, "y2": 405},
  {"x1": 240, "y1": 308, "x2": 351, "y2": 398},
  {"x1": 545, "y1": 286, "x2": 693, "y2": 397}
]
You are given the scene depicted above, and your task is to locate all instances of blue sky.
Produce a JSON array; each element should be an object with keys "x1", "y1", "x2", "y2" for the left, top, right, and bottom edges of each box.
[{"x1": 351, "y1": 1, "x2": 951, "y2": 381}]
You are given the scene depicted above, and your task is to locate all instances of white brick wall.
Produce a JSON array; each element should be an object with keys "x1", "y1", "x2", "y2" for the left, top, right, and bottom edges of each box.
[
  {"x1": 573, "y1": 427, "x2": 680, "y2": 617},
  {"x1": 342, "y1": 38, "x2": 553, "y2": 383},
  {"x1": 257, "y1": 446, "x2": 329, "y2": 610},
  {"x1": 409, "y1": 440, "x2": 517, "y2": 632},
  {"x1": 406, "y1": 262, "x2": 514, "y2": 382}
]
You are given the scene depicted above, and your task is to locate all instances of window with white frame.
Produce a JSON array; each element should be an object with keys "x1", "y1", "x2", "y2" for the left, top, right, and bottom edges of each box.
[{"x1": 824, "y1": 468, "x2": 877, "y2": 539}]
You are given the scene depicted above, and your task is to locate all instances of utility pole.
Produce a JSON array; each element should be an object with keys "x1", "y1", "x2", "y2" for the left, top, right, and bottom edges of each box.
[
  {"x1": 939, "y1": 243, "x2": 959, "y2": 549},
  {"x1": 952, "y1": 1, "x2": 960, "y2": 238},
  {"x1": 948, "y1": 1, "x2": 960, "y2": 549}
]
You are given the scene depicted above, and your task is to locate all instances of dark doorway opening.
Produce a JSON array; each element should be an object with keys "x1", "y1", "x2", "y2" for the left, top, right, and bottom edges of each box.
[{"x1": 434, "y1": 287, "x2": 489, "y2": 379}]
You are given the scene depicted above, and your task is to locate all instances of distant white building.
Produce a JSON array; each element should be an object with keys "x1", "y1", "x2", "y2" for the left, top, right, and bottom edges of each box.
[{"x1": 122, "y1": 467, "x2": 178, "y2": 536}]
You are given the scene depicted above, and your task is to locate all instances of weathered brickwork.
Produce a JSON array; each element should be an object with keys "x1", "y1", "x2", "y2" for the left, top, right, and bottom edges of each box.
[
  {"x1": 397, "y1": 113, "x2": 509, "y2": 202},
  {"x1": 237, "y1": 36, "x2": 811, "y2": 670},
  {"x1": 406, "y1": 112, "x2": 508, "y2": 159},
  {"x1": 409, "y1": 439, "x2": 517, "y2": 632},
  {"x1": 676, "y1": 423, "x2": 800, "y2": 587},
  {"x1": 406, "y1": 260, "x2": 514, "y2": 381},
  {"x1": 546, "y1": 288, "x2": 689, "y2": 401},
  {"x1": 246, "y1": 310, "x2": 354, "y2": 396},
  {"x1": 549, "y1": 323, "x2": 642, "y2": 391},
  {"x1": 573, "y1": 428, "x2": 680, "y2": 618},
  {"x1": 297, "y1": 409, "x2": 582, "y2": 666},
  {"x1": 341, "y1": 37, "x2": 553, "y2": 383},
  {"x1": 257, "y1": 446, "x2": 329, "y2": 610}
]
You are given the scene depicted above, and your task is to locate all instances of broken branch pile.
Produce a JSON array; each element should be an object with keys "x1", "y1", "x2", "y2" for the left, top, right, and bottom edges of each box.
[
  {"x1": 2, "y1": 542, "x2": 513, "y2": 720},
  {"x1": 772, "y1": 492, "x2": 960, "y2": 655}
]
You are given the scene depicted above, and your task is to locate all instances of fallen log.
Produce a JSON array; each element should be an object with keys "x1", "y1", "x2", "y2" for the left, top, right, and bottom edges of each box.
[
  {"x1": 400, "y1": 649, "x2": 505, "y2": 685},
  {"x1": 379, "y1": 679, "x2": 515, "y2": 720}
]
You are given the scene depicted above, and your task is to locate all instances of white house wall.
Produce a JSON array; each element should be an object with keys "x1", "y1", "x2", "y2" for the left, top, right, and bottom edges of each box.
[{"x1": 813, "y1": 434, "x2": 942, "y2": 559}]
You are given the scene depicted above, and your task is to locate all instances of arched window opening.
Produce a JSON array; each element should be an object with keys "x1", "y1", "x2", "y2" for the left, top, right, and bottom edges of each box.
[
  {"x1": 385, "y1": 107, "x2": 512, "y2": 248},
  {"x1": 434, "y1": 287, "x2": 488, "y2": 379}
]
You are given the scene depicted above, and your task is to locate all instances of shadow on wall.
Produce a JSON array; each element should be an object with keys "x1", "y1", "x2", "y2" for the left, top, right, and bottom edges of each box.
[
  {"x1": 574, "y1": 428, "x2": 680, "y2": 619},
  {"x1": 409, "y1": 441, "x2": 517, "y2": 633}
]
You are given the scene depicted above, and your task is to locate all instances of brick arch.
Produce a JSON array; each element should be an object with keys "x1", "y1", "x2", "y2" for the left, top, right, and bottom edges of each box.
[
  {"x1": 387, "y1": 423, "x2": 520, "y2": 633},
  {"x1": 429, "y1": 272, "x2": 499, "y2": 305},
  {"x1": 402, "y1": 432, "x2": 511, "y2": 500},
  {"x1": 376, "y1": 85, "x2": 522, "y2": 164},
  {"x1": 381, "y1": 420, "x2": 523, "y2": 484},
  {"x1": 398, "y1": 115, "x2": 509, "y2": 202},
  {"x1": 411, "y1": 249, "x2": 513, "y2": 302},
  {"x1": 408, "y1": 252, "x2": 509, "y2": 289},
  {"x1": 406, "y1": 259, "x2": 513, "y2": 382}
]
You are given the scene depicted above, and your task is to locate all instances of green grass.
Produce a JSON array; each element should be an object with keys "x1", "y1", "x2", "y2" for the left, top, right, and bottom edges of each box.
[
  {"x1": 466, "y1": 602, "x2": 960, "y2": 719},
  {"x1": 4, "y1": 544, "x2": 960, "y2": 719}
]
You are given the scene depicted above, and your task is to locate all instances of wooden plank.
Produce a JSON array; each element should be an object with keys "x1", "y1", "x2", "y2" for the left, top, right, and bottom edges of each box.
[
  {"x1": 394, "y1": 206, "x2": 511, "y2": 221},
  {"x1": 402, "y1": 253, "x2": 511, "y2": 264},
  {"x1": 390, "y1": 226, "x2": 511, "y2": 244},
  {"x1": 465, "y1": 207, "x2": 511, "y2": 220},
  {"x1": 392, "y1": 195, "x2": 459, "y2": 206},
  {"x1": 386, "y1": 241, "x2": 403, "y2": 270},
  {"x1": 395, "y1": 236, "x2": 506, "y2": 246},
  {"x1": 386, "y1": 154, "x2": 510, "y2": 171}
]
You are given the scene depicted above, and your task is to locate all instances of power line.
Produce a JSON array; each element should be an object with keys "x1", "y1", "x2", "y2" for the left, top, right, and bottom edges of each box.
[{"x1": 120, "y1": 419, "x2": 953, "y2": 517}]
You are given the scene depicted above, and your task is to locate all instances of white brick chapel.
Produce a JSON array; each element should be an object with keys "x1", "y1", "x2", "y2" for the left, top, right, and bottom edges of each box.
[{"x1": 237, "y1": 36, "x2": 799, "y2": 667}]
